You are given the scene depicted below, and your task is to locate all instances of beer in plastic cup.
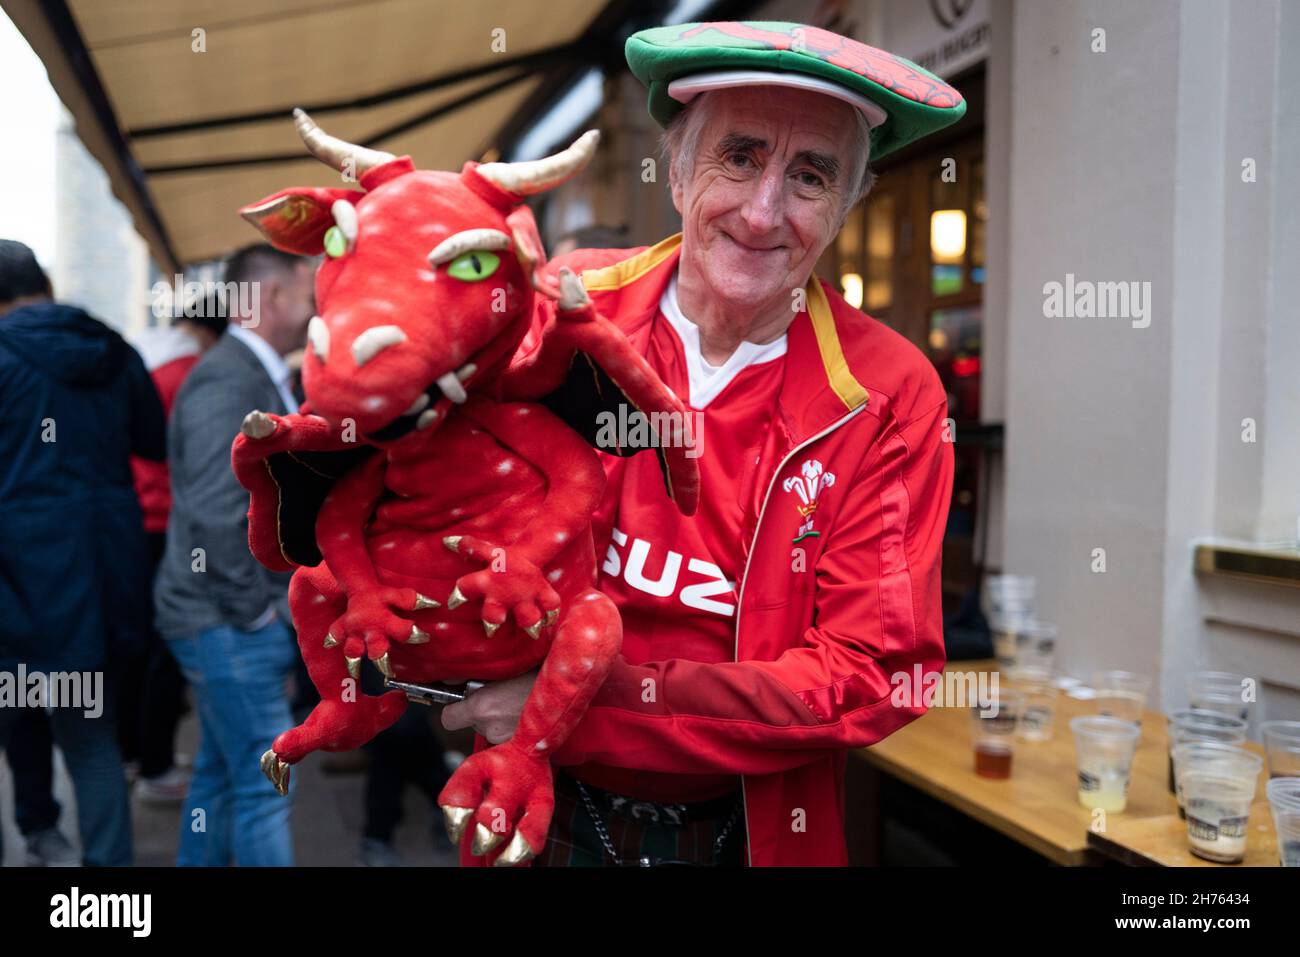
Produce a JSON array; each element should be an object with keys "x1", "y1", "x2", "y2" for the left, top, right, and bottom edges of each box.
[
  {"x1": 1071, "y1": 716, "x2": 1141, "y2": 812},
  {"x1": 971, "y1": 691, "x2": 1024, "y2": 779}
]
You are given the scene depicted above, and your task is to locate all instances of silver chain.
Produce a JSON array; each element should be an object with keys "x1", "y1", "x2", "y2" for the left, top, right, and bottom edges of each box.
[{"x1": 574, "y1": 779, "x2": 741, "y2": 867}]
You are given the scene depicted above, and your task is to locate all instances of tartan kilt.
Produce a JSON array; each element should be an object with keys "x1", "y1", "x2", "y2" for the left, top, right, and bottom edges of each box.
[{"x1": 533, "y1": 771, "x2": 746, "y2": 867}]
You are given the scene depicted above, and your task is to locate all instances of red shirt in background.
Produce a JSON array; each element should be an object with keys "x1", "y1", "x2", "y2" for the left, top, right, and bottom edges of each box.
[{"x1": 130, "y1": 326, "x2": 205, "y2": 532}]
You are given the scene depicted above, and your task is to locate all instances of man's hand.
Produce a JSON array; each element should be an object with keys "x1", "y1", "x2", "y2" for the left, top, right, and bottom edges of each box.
[{"x1": 441, "y1": 669, "x2": 539, "y2": 744}]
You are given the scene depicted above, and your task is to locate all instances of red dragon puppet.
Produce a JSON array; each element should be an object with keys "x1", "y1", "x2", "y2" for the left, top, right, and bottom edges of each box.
[{"x1": 232, "y1": 110, "x2": 699, "y2": 866}]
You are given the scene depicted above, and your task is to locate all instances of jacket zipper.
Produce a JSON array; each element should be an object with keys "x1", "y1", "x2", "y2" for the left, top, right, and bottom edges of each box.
[{"x1": 732, "y1": 402, "x2": 869, "y2": 865}]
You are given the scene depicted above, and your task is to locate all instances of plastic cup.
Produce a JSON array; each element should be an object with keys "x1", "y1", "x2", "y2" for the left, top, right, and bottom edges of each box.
[
  {"x1": 1008, "y1": 666, "x2": 1058, "y2": 742},
  {"x1": 1071, "y1": 716, "x2": 1141, "y2": 812},
  {"x1": 1188, "y1": 670, "x2": 1253, "y2": 724},
  {"x1": 1179, "y1": 747, "x2": 1263, "y2": 863},
  {"x1": 1165, "y1": 710, "x2": 1249, "y2": 794},
  {"x1": 1172, "y1": 741, "x2": 1261, "y2": 823},
  {"x1": 1093, "y1": 670, "x2": 1151, "y2": 726},
  {"x1": 990, "y1": 617, "x2": 1057, "y2": 672},
  {"x1": 1266, "y1": 777, "x2": 1300, "y2": 867},
  {"x1": 971, "y1": 690, "x2": 1025, "y2": 779},
  {"x1": 985, "y1": 574, "x2": 1036, "y2": 620},
  {"x1": 1260, "y1": 721, "x2": 1300, "y2": 779}
]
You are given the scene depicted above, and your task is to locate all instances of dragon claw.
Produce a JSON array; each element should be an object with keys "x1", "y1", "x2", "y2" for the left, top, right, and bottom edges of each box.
[
  {"x1": 441, "y1": 805, "x2": 473, "y2": 845},
  {"x1": 375, "y1": 653, "x2": 393, "y2": 678},
  {"x1": 323, "y1": 632, "x2": 339, "y2": 649},
  {"x1": 471, "y1": 823, "x2": 505, "y2": 856},
  {"x1": 346, "y1": 655, "x2": 361, "y2": 679},
  {"x1": 482, "y1": 619, "x2": 500, "y2": 638},
  {"x1": 407, "y1": 625, "x2": 430, "y2": 644},
  {"x1": 543, "y1": 608, "x2": 559, "y2": 626},
  {"x1": 442, "y1": 535, "x2": 463, "y2": 552},
  {"x1": 241, "y1": 410, "x2": 277, "y2": 439},
  {"x1": 557, "y1": 266, "x2": 591, "y2": 311},
  {"x1": 447, "y1": 585, "x2": 467, "y2": 609},
  {"x1": 524, "y1": 620, "x2": 543, "y2": 640},
  {"x1": 414, "y1": 592, "x2": 440, "y2": 609},
  {"x1": 494, "y1": 831, "x2": 536, "y2": 867},
  {"x1": 260, "y1": 750, "x2": 290, "y2": 796}
]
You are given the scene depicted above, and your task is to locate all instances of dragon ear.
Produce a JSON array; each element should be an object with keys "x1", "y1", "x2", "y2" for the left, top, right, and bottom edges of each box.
[
  {"x1": 240, "y1": 187, "x2": 360, "y2": 255},
  {"x1": 505, "y1": 205, "x2": 559, "y2": 300}
]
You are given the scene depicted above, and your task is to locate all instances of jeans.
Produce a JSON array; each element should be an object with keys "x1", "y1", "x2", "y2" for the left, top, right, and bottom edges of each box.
[
  {"x1": 167, "y1": 619, "x2": 297, "y2": 866},
  {"x1": 0, "y1": 681, "x2": 132, "y2": 866}
]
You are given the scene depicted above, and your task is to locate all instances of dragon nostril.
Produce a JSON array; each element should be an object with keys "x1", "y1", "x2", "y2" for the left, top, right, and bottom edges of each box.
[
  {"x1": 307, "y1": 316, "x2": 330, "y2": 362},
  {"x1": 352, "y1": 325, "x2": 407, "y2": 367}
]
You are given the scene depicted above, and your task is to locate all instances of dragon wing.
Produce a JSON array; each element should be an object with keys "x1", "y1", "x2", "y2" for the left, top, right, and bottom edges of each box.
[{"x1": 232, "y1": 412, "x2": 378, "y2": 571}]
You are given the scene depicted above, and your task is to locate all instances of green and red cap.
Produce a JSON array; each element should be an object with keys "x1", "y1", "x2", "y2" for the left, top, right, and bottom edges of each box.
[{"x1": 625, "y1": 21, "x2": 966, "y2": 160}]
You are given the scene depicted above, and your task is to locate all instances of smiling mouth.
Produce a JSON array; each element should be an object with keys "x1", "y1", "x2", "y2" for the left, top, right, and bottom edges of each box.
[
  {"x1": 726, "y1": 233, "x2": 782, "y2": 253},
  {"x1": 365, "y1": 362, "x2": 476, "y2": 442}
]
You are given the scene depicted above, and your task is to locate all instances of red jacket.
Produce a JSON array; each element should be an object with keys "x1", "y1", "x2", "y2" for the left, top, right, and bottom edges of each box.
[
  {"x1": 470, "y1": 234, "x2": 952, "y2": 866},
  {"x1": 130, "y1": 327, "x2": 203, "y2": 532}
]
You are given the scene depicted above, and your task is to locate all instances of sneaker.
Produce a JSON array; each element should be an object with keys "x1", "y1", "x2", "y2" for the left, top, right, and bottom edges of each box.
[
  {"x1": 134, "y1": 767, "x2": 191, "y2": 804},
  {"x1": 24, "y1": 828, "x2": 81, "y2": 867},
  {"x1": 358, "y1": 838, "x2": 404, "y2": 867}
]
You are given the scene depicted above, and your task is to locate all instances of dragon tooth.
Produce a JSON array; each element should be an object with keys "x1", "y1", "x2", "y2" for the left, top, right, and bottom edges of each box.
[{"x1": 436, "y1": 371, "x2": 467, "y2": 404}]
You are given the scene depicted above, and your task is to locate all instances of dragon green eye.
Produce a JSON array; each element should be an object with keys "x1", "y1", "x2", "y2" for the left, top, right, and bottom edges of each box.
[
  {"x1": 323, "y1": 226, "x2": 348, "y2": 258},
  {"x1": 447, "y1": 250, "x2": 500, "y2": 282}
]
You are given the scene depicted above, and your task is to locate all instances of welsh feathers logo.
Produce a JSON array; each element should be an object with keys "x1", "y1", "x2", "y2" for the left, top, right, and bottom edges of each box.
[{"x1": 783, "y1": 458, "x2": 836, "y2": 544}]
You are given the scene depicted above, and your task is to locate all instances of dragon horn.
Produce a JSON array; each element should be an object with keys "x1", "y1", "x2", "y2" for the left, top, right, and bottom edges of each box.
[
  {"x1": 475, "y1": 129, "x2": 600, "y2": 197},
  {"x1": 293, "y1": 108, "x2": 395, "y2": 177}
]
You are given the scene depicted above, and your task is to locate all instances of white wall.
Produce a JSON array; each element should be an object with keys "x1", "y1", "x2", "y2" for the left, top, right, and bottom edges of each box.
[{"x1": 1002, "y1": 0, "x2": 1300, "y2": 717}]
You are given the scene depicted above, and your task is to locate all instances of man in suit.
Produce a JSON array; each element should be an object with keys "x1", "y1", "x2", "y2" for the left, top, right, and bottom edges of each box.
[{"x1": 154, "y1": 243, "x2": 315, "y2": 866}]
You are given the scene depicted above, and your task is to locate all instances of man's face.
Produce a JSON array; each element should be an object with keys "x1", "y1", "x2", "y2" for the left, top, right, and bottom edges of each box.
[
  {"x1": 671, "y1": 86, "x2": 858, "y2": 314},
  {"x1": 263, "y1": 261, "x2": 316, "y2": 356}
]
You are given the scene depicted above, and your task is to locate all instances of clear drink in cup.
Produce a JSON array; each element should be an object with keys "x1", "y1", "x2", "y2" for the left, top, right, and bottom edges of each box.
[
  {"x1": 1188, "y1": 670, "x2": 1253, "y2": 724},
  {"x1": 971, "y1": 690, "x2": 1025, "y2": 779},
  {"x1": 1165, "y1": 709, "x2": 1248, "y2": 794},
  {"x1": 1071, "y1": 716, "x2": 1141, "y2": 812},
  {"x1": 1266, "y1": 777, "x2": 1300, "y2": 867},
  {"x1": 1260, "y1": 721, "x2": 1300, "y2": 779},
  {"x1": 1179, "y1": 748, "x2": 1263, "y2": 863},
  {"x1": 1093, "y1": 670, "x2": 1151, "y2": 726},
  {"x1": 1008, "y1": 666, "x2": 1058, "y2": 742}
]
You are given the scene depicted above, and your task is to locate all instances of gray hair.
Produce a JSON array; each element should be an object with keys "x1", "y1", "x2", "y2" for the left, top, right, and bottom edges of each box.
[{"x1": 658, "y1": 92, "x2": 876, "y2": 224}]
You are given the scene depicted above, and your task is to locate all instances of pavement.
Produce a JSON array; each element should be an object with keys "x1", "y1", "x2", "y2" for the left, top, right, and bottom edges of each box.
[{"x1": 1, "y1": 705, "x2": 461, "y2": 868}]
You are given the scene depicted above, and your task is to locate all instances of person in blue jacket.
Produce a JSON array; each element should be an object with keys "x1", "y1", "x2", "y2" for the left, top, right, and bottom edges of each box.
[{"x1": 0, "y1": 238, "x2": 165, "y2": 866}]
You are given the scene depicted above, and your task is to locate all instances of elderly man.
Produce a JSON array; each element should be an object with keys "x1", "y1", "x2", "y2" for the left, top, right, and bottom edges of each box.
[{"x1": 442, "y1": 21, "x2": 964, "y2": 866}]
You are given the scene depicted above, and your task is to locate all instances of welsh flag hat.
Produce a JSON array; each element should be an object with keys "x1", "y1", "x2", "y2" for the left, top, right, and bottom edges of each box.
[{"x1": 625, "y1": 21, "x2": 966, "y2": 160}]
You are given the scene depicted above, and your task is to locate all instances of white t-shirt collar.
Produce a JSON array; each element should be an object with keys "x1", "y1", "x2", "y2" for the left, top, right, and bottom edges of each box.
[{"x1": 659, "y1": 268, "x2": 787, "y2": 409}]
